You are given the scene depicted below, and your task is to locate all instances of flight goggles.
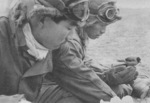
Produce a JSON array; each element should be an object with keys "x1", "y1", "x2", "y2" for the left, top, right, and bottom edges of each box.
[
  {"x1": 64, "y1": 0, "x2": 89, "y2": 22},
  {"x1": 37, "y1": 0, "x2": 89, "y2": 22},
  {"x1": 95, "y1": 2, "x2": 121, "y2": 24}
]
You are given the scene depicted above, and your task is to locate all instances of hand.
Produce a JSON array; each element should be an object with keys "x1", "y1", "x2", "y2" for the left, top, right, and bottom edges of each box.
[
  {"x1": 132, "y1": 77, "x2": 150, "y2": 99},
  {"x1": 104, "y1": 65, "x2": 138, "y2": 86}
]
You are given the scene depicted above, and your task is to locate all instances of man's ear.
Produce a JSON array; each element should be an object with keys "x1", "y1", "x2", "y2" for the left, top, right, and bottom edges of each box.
[
  {"x1": 39, "y1": 15, "x2": 46, "y2": 24},
  {"x1": 29, "y1": 14, "x2": 45, "y2": 30}
]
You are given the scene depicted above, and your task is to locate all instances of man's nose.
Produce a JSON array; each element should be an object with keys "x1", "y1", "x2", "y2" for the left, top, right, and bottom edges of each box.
[
  {"x1": 100, "y1": 28, "x2": 106, "y2": 34},
  {"x1": 100, "y1": 30, "x2": 105, "y2": 34}
]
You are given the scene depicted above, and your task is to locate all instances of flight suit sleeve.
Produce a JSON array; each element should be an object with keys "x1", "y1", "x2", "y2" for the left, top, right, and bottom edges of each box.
[
  {"x1": 84, "y1": 56, "x2": 110, "y2": 72},
  {"x1": 53, "y1": 41, "x2": 116, "y2": 103},
  {"x1": 83, "y1": 55, "x2": 112, "y2": 82},
  {"x1": 0, "y1": 17, "x2": 21, "y2": 94}
]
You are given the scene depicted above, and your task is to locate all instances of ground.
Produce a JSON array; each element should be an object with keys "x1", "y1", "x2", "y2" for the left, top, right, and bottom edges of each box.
[{"x1": 87, "y1": 8, "x2": 150, "y2": 76}]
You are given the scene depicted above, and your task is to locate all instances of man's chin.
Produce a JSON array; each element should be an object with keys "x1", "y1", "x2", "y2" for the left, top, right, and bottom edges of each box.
[
  {"x1": 90, "y1": 35, "x2": 100, "y2": 39},
  {"x1": 89, "y1": 37, "x2": 97, "y2": 40}
]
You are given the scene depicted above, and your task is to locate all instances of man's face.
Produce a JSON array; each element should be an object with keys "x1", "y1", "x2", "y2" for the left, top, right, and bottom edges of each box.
[
  {"x1": 85, "y1": 21, "x2": 107, "y2": 39},
  {"x1": 30, "y1": 15, "x2": 71, "y2": 50}
]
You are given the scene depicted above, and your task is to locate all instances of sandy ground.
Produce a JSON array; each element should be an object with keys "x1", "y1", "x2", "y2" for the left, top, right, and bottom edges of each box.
[{"x1": 87, "y1": 8, "x2": 150, "y2": 76}]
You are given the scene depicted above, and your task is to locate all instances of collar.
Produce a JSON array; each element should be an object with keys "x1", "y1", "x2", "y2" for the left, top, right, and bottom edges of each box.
[
  {"x1": 66, "y1": 27, "x2": 89, "y2": 47},
  {"x1": 67, "y1": 28, "x2": 81, "y2": 43},
  {"x1": 23, "y1": 23, "x2": 49, "y2": 60}
]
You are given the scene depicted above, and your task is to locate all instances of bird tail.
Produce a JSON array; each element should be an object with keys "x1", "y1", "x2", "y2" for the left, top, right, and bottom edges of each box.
[{"x1": 117, "y1": 59, "x2": 125, "y2": 62}]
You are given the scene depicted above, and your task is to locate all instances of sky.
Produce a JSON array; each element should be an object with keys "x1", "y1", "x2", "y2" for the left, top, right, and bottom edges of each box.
[{"x1": 116, "y1": 0, "x2": 150, "y2": 8}]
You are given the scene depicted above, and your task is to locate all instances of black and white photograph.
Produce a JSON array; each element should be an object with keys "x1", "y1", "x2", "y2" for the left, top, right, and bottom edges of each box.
[{"x1": 0, "y1": 0, "x2": 150, "y2": 103}]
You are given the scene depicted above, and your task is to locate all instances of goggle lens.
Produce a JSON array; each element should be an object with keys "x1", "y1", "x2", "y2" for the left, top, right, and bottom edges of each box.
[
  {"x1": 71, "y1": 1, "x2": 89, "y2": 21},
  {"x1": 97, "y1": 4, "x2": 121, "y2": 24},
  {"x1": 105, "y1": 8, "x2": 117, "y2": 20}
]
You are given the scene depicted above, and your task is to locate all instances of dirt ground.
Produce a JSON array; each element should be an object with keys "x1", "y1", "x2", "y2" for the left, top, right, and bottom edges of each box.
[{"x1": 87, "y1": 8, "x2": 150, "y2": 76}]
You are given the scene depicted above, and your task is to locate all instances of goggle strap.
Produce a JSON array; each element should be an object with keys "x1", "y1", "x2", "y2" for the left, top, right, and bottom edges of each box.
[
  {"x1": 96, "y1": 15, "x2": 108, "y2": 24},
  {"x1": 87, "y1": 14, "x2": 106, "y2": 25},
  {"x1": 82, "y1": 9, "x2": 89, "y2": 21},
  {"x1": 69, "y1": 0, "x2": 88, "y2": 8},
  {"x1": 87, "y1": 19, "x2": 98, "y2": 25},
  {"x1": 59, "y1": 0, "x2": 66, "y2": 8},
  {"x1": 97, "y1": 1, "x2": 116, "y2": 10},
  {"x1": 92, "y1": 14, "x2": 121, "y2": 25}
]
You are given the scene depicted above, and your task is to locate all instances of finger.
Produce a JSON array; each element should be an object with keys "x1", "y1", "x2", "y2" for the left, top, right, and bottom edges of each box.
[
  {"x1": 122, "y1": 71, "x2": 137, "y2": 84},
  {"x1": 127, "y1": 66, "x2": 136, "y2": 71},
  {"x1": 114, "y1": 66, "x2": 126, "y2": 73},
  {"x1": 141, "y1": 87, "x2": 149, "y2": 99},
  {"x1": 117, "y1": 68, "x2": 130, "y2": 78},
  {"x1": 146, "y1": 88, "x2": 150, "y2": 97},
  {"x1": 120, "y1": 67, "x2": 136, "y2": 80},
  {"x1": 120, "y1": 66, "x2": 136, "y2": 78},
  {"x1": 135, "y1": 72, "x2": 139, "y2": 79}
]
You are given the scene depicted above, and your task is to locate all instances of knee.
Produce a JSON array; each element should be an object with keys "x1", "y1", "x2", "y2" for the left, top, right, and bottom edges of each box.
[
  {"x1": 56, "y1": 96, "x2": 84, "y2": 103},
  {"x1": 111, "y1": 84, "x2": 133, "y2": 98}
]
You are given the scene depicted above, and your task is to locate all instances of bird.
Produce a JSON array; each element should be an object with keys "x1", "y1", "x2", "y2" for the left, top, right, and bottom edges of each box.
[{"x1": 117, "y1": 57, "x2": 141, "y2": 67}]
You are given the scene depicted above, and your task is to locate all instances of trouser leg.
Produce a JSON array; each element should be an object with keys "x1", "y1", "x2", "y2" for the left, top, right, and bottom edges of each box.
[
  {"x1": 35, "y1": 82, "x2": 84, "y2": 103},
  {"x1": 111, "y1": 84, "x2": 133, "y2": 98},
  {"x1": 56, "y1": 96, "x2": 84, "y2": 103}
]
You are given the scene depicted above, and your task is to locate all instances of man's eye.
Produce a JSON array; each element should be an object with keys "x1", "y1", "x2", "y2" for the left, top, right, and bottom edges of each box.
[{"x1": 40, "y1": 16, "x2": 45, "y2": 23}]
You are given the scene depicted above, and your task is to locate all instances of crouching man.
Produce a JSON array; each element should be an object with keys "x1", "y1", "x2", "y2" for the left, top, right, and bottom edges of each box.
[
  {"x1": 45, "y1": 0, "x2": 139, "y2": 103},
  {"x1": 0, "y1": 0, "x2": 89, "y2": 102},
  {"x1": 84, "y1": 0, "x2": 139, "y2": 99}
]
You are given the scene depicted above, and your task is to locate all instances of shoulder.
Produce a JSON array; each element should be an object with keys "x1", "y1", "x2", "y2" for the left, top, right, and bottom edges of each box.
[
  {"x1": 59, "y1": 40, "x2": 79, "y2": 54},
  {"x1": 65, "y1": 28, "x2": 82, "y2": 49},
  {"x1": 53, "y1": 28, "x2": 83, "y2": 57},
  {"x1": 53, "y1": 38, "x2": 81, "y2": 58},
  {"x1": 0, "y1": 17, "x2": 9, "y2": 28},
  {"x1": 0, "y1": 17, "x2": 11, "y2": 38},
  {"x1": 61, "y1": 33, "x2": 82, "y2": 53}
]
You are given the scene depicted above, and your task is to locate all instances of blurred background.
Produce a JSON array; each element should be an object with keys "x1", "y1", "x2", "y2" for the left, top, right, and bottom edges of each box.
[
  {"x1": 87, "y1": 0, "x2": 150, "y2": 76},
  {"x1": 117, "y1": 0, "x2": 150, "y2": 8}
]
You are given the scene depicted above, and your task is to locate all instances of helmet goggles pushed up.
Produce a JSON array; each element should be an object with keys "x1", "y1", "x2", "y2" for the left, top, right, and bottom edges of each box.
[
  {"x1": 37, "y1": 0, "x2": 89, "y2": 22},
  {"x1": 65, "y1": 0, "x2": 89, "y2": 22},
  {"x1": 93, "y1": 2, "x2": 121, "y2": 25}
]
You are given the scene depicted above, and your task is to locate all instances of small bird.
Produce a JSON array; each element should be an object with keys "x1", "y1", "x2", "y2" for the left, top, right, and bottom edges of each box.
[{"x1": 117, "y1": 57, "x2": 141, "y2": 67}]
